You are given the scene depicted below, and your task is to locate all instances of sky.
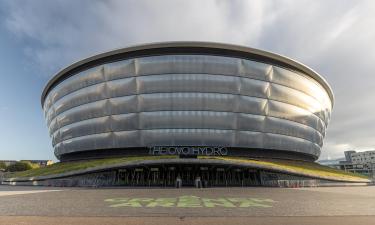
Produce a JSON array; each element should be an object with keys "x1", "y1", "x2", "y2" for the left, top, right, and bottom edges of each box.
[{"x1": 0, "y1": 0, "x2": 374, "y2": 161}]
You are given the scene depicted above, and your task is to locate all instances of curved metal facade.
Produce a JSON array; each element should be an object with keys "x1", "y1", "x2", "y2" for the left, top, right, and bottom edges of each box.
[{"x1": 42, "y1": 43, "x2": 333, "y2": 161}]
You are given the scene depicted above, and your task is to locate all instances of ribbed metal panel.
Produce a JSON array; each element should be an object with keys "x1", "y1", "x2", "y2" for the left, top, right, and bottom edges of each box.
[{"x1": 42, "y1": 54, "x2": 333, "y2": 160}]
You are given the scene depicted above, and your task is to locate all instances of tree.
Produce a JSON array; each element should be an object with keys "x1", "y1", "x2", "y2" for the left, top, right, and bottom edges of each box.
[
  {"x1": 6, "y1": 161, "x2": 34, "y2": 172},
  {"x1": 0, "y1": 162, "x2": 6, "y2": 170}
]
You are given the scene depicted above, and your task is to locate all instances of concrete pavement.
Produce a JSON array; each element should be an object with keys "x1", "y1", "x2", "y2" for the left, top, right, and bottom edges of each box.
[{"x1": 1, "y1": 185, "x2": 375, "y2": 224}]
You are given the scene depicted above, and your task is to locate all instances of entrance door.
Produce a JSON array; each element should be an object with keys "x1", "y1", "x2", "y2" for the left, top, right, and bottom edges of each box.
[{"x1": 180, "y1": 166, "x2": 195, "y2": 186}]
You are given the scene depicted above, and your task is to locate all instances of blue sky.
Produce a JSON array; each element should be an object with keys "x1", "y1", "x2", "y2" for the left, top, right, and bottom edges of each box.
[
  {"x1": 0, "y1": 22, "x2": 52, "y2": 160},
  {"x1": 0, "y1": 0, "x2": 375, "y2": 161}
]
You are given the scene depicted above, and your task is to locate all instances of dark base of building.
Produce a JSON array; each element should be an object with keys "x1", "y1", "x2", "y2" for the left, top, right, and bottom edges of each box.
[
  {"x1": 3, "y1": 158, "x2": 369, "y2": 187},
  {"x1": 34, "y1": 163, "x2": 324, "y2": 188},
  {"x1": 114, "y1": 164, "x2": 262, "y2": 187},
  {"x1": 58, "y1": 147, "x2": 317, "y2": 162}
]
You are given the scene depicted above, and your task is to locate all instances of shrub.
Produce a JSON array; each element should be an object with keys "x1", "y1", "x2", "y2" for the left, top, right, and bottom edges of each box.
[
  {"x1": 0, "y1": 162, "x2": 6, "y2": 170},
  {"x1": 6, "y1": 161, "x2": 34, "y2": 172}
]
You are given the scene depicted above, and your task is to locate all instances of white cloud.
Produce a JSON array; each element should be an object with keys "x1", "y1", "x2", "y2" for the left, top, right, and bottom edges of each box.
[
  {"x1": 2, "y1": 0, "x2": 375, "y2": 160},
  {"x1": 2, "y1": 0, "x2": 271, "y2": 74}
]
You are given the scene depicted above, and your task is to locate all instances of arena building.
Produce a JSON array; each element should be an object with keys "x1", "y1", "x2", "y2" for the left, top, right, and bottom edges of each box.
[{"x1": 40, "y1": 42, "x2": 336, "y2": 187}]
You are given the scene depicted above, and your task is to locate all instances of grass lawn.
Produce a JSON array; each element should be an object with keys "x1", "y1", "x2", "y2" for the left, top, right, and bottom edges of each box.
[
  {"x1": 5, "y1": 155, "x2": 370, "y2": 182},
  {"x1": 5, "y1": 155, "x2": 177, "y2": 178},
  {"x1": 199, "y1": 156, "x2": 370, "y2": 182}
]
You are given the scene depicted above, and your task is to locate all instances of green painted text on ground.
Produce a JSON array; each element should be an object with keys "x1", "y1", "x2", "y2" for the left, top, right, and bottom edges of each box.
[{"x1": 105, "y1": 195, "x2": 276, "y2": 208}]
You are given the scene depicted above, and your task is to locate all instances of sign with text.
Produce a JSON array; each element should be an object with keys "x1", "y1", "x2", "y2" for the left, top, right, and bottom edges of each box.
[{"x1": 148, "y1": 146, "x2": 228, "y2": 156}]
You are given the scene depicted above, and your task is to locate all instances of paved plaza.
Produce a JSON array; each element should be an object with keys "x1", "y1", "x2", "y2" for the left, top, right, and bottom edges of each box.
[{"x1": 1, "y1": 185, "x2": 375, "y2": 224}]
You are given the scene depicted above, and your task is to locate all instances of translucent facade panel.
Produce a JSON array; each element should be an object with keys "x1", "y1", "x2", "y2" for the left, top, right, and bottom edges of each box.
[
  {"x1": 47, "y1": 112, "x2": 58, "y2": 134},
  {"x1": 43, "y1": 54, "x2": 333, "y2": 160},
  {"x1": 48, "y1": 118, "x2": 60, "y2": 135},
  {"x1": 237, "y1": 96, "x2": 267, "y2": 115},
  {"x1": 54, "y1": 100, "x2": 109, "y2": 134},
  {"x1": 46, "y1": 107, "x2": 56, "y2": 128},
  {"x1": 140, "y1": 129, "x2": 235, "y2": 146},
  {"x1": 137, "y1": 74, "x2": 240, "y2": 94},
  {"x1": 267, "y1": 100, "x2": 325, "y2": 134},
  {"x1": 139, "y1": 111, "x2": 236, "y2": 130},
  {"x1": 111, "y1": 114, "x2": 138, "y2": 132},
  {"x1": 138, "y1": 93, "x2": 236, "y2": 112},
  {"x1": 263, "y1": 133, "x2": 320, "y2": 156},
  {"x1": 239, "y1": 59, "x2": 272, "y2": 81},
  {"x1": 106, "y1": 78, "x2": 137, "y2": 97},
  {"x1": 271, "y1": 66, "x2": 332, "y2": 110},
  {"x1": 264, "y1": 117, "x2": 323, "y2": 146},
  {"x1": 51, "y1": 130, "x2": 60, "y2": 147},
  {"x1": 108, "y1": 96, "x2": 138, "y2": 115},
  {"x1": 50, "y1": 66, "x2": 105, "y2": 104},
  {"x1": 239, "y1": 78, "x2": 269, "y2": 98},
  {"x1": 136, "y1": 55, "x2": 239, "y2": 76},
  {"x1": 316, "y1": 119, "x2": 326, "y2": 136},
  {"x1": 61, "y1": 132, "x2": 112, "y2": 154},
  {"x1": 54, "y1": 143, "x2": 64, "y2": 156},
  {"x1": 269, "y1": 83, "x2": 327, "y2": 123},
  {"x1": 43, "y1": 95, "x2": 52, "y2": 117},
  {"x1": 49, "y1": 118, "x2": 59, "y2": 136},
  {"x1": 44, "y1": 90, "x2": 58, "y2": 113},
  {"x1": 236, "y1": 131, "x2": 264, "y2": 148},
  {"x1": 58, "y1": 116, "x2": 111, "y2": 142},
  {"x1": 104, "y1": 59, "x2": 136, "y2": 81},
  {"x1": 113, "y1": 130, "x2": 140, "y2": 147},
  {"x1": 236, "y1": 114, "x2": 265, "y2": 132},
  {"x1": 52, "y1": 83, "x2": 107, "y2": 117}
]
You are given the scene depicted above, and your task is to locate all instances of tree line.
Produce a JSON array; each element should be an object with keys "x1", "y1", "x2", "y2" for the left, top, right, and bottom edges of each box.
[{"x1": 0, "y1": 161, "x2": 40, "y2": 172}]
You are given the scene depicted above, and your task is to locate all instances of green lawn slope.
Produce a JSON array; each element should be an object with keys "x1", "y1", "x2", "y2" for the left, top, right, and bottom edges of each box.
[
  {"x1": 199, "y1": 156, "x2": 370, "y2": 182},
  {"x1": 5, "y1": 155, "x2": 370, "y2": 183},
  {"x1": 5, "y1": 156, "x2": 177, "y2": 179}
]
